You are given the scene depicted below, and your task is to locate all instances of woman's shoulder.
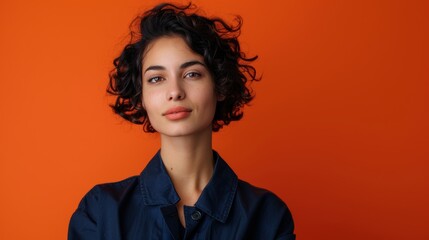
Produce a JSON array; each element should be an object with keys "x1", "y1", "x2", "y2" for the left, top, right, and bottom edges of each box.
[
  {"x1": 72, "y1": 175, "x2": 140, "y2": 216},
  {"x1": 236, "y1": 179, "x2": 289, "y2": 207},
  {"x1": 82, "y1": 175, "x2": 140, "y2": 204},
  {"x1": 96, "y1": 175, "x2": 139, "y2": 195},
  {"x1": 68, "y1": 176, "x2": 141, "y2": 239},
  {"x1": 234, "y1": 179, "x2": 295, "y2": 239},
  {"x1": 235, "y1": 179, "x2": 294, "y2": 221}
]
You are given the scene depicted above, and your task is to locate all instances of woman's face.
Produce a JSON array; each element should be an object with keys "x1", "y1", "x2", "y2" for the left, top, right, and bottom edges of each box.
[{"x1": 141, "y1": 36, "x2": 220, "y2": 137}]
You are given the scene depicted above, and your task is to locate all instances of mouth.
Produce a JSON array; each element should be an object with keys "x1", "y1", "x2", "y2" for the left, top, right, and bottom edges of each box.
[
  {"x1": 162, "y1": 106, "x2": 192, "y2": 120},
  {"x1": 163, "y1": 106, "x2": 192, "y2": 115}
]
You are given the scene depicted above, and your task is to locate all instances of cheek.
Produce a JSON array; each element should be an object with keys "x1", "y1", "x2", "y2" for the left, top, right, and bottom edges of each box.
[
  {"x1": 142, "y1": 90, "x2": 160, "y2": 115},
  {"x1": 197, "y1": 88, "x2": 218, "y2": 113}
]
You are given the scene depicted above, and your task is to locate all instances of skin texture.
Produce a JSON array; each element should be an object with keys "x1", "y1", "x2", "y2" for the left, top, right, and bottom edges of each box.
[{"x1": 141, "y1": 35, "x2": 222, "y2": 226}]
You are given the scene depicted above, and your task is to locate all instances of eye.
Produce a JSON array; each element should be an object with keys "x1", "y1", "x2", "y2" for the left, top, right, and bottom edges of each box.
[
  {"x1": 184, "y1": 72, "x2": 201, "y2": 79},
  {"x1": 147, "y1": 76, "x2": 163, "y2": 83}
]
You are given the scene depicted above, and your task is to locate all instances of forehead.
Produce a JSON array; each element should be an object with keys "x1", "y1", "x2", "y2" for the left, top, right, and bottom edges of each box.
[{"x1": 142, "y1": 36, "x2": 204, "y2": 68}]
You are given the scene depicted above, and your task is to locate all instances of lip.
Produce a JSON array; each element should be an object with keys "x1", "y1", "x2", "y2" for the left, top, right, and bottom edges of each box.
[{"x1": 162, "y1": 106, "x2": 192, "y2": 120}]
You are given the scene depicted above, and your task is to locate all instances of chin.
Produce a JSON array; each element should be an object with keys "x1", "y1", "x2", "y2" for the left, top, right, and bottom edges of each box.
[{"x1": 155, "y1": 125, "x2": 212, "y2": 138}]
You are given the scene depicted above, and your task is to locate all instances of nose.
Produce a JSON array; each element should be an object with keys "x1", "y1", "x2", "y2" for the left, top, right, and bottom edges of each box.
[{"x1": 167, "y1": 77, "x2": 186, "y2": 101}]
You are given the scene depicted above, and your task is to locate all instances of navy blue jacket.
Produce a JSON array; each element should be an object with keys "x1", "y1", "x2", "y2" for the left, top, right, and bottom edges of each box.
[{"x1": 68, "y1": 151, "x2": 295, "y2": 239}]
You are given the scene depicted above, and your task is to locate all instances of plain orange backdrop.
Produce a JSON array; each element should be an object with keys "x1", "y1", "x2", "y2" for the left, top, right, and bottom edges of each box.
[{"x1": 1, "y1": 0, "x2": 428, "y2": 239}]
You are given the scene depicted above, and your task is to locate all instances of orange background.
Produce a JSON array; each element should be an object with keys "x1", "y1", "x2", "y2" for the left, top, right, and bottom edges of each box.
[{"x1": 1, "y1": 0, "x2": 428, "y2": 239}]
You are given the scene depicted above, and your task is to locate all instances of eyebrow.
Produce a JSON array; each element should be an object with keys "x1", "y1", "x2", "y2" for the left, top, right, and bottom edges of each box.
[{"x1": 143, "y1": 60, "x2": 206, "y2": 74}]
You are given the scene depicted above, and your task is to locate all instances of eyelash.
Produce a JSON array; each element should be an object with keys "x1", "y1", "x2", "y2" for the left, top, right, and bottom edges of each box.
[
  {"x1": 146, "y1": 72, "x2": 201, "y2": 84},
  {"x1": 147, "y1": 76, "x2": 163, "y2": 83},
  {"x1": 184, "y1": 72, "x2": 201, "y2": 79}
]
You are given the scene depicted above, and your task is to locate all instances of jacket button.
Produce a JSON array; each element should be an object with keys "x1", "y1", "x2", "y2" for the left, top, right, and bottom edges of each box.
[{"x1": 191, "y1": 210, "x2": 202, "y2": 221}]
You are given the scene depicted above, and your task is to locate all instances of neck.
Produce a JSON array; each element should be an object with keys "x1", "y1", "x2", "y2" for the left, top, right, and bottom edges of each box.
[{"x1": 160, "y1": 128, "x2": 214, "y2": 201}]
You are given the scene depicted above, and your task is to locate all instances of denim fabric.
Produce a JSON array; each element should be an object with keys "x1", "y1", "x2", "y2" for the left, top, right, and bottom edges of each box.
[{"x1": 68, "y1": 150, "x2": 295, "y2": 240}]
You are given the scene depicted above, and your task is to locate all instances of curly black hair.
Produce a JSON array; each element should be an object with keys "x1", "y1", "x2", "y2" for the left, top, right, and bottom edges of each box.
[{"x1": 107, "y1": 2, "x2": 259, "y2": 132}]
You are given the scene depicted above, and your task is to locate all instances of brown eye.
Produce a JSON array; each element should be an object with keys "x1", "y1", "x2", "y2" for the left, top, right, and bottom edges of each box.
[
  {"x1": 184, "y1": 72, "x2": 201, "y2": 79},
  {"x1": 148, "y1": 76, "x2": 163, "y2": 83}
]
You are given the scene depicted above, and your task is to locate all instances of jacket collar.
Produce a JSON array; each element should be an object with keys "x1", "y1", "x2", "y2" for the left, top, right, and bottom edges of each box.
[{"x1": 139, "y1": 150, "x2": 238, "y2": 223}]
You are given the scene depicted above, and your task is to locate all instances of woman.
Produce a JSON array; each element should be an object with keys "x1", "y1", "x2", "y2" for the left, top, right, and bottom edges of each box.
[{"x1": 68, "y1": 3, "x2": 295, "y2": 239}]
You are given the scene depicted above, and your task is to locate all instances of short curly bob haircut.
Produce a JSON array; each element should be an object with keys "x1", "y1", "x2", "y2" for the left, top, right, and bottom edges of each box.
[{"x1": 107, "y1": 2, "x2": 259, "y2": 132}]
